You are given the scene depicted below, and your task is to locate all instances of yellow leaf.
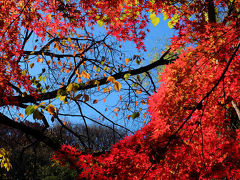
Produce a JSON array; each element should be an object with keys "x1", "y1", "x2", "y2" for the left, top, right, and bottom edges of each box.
[
  {"x1": 59, "y1": 95, "x2": 66, "y2": 102},
  {"x1": 97, "y1": 20, "x2": 104, "y2": 27},
  {"x1": 168, "y1": 13, "x2": 180, "y2": 29},
  {"x1": 149, "y1": 12, "x2": 159, "y2": 27},
  {"x1": 168, "y1": 21, "x2": 174, "y2": 29},
  {"x1": 0, "y1": 148, "x2": 12, "y2": 171},
  {"x1": 106, "y1": 86, "x2": 111, "y2": 93},
  {"x1": 162, "y1": 10, "x2": 169, "y2": 20}
]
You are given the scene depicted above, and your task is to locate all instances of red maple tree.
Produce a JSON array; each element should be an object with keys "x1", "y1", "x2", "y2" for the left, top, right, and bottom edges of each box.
[{"x1": 1, "y1": 0, "x2": 240, "y2": 179}]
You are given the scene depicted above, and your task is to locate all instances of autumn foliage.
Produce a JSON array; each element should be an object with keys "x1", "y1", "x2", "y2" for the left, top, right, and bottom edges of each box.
[{"x1": 1, "y1": 0, "x2": 240, "y2": 179}]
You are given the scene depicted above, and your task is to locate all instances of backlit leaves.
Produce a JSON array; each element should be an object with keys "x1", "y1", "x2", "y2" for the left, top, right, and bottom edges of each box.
[
  {"x1": 149, "y1": 12, "x2": 160, "y2": 27},
  {"x1": 113, "y1": 81, "x2": 121, "y2": 92},
  {"x1": 168, "y1": 13, "x2": 180, "y2": 29},
  {"x1": 124, "y1": 73, "x2": 131, "y2": 81},
  {"x1": 106, "y1": 76, "x2": 121, "y2": 92},
  {"x1": 97, "y1": 20, "x2": 105, "y2": 27},
  {"x1": 25, "y1": 105, "x2": 35, "y2": 116},
  {"x1": 66, "y1": 83, "x2": 79, "y2": 93}
]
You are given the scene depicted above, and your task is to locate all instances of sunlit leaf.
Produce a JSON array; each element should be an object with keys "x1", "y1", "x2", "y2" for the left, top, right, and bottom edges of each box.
[
  {"x1": 106, "y1": 76, "x2": 115, "y2": 83},
  {"x1": 124, "y1": 73, "x2": 131, "y2": 81},
  {"x1": 97, "y1": 20, "x2": 104, "y2": 27},
  {"x1": 25, "y1": 105, "x2": 35, "y2": 115},
  {"x1": 149, "y1": 12, "x2": 160, "y2": 27},
  {"x1": 113, "y1": 81, "x2": 121, "y2": 92}
]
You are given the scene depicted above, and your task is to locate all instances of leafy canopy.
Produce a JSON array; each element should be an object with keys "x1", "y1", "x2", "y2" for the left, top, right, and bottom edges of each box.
[{"x1": 0, "y1": 0, "x2": 240, "y2": 179}]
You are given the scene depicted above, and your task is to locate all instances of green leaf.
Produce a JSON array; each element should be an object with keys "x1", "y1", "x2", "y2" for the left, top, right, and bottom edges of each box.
[
  {"x1": 25, "y1": 105, "x2": 35, "y2": 115},
  {"x1": 38, "y1": 75, "x2": 43, "y2": 81},
  {"x1": 96, "y1": 67, "x2": 100, "y2": 72},
  {"x1": 132, "y1": 112, "x2": 140, "y2": 119},
  {"x1": 79, "y1": 83, "x2": 85, "y2": 87},
  {"x1": 124, "y1": 73, "x2": 131, "y2": 81}
]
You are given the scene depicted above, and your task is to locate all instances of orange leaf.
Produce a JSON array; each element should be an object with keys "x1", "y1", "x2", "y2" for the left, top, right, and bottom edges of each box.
[
  {"x1": 125, "y1": 58, "x2": 129, "y2": 65},
  {"x1": 47, "y1": 104, "x2": 55, "y2": 115},
  {"x1": 114, "y1": 81, "x2": 121, "y2": 92},
  {"x1": 106, "y1": 76, "x2": 115, "y2": 83},
  {"x1": 93, "y1": 99, "x2": 98, "y2": 104}
]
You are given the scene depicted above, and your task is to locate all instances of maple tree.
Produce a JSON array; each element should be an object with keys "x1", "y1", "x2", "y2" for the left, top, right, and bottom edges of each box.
[{"x1": 0, "y1": 0, "x2": 240, "y2": 179}]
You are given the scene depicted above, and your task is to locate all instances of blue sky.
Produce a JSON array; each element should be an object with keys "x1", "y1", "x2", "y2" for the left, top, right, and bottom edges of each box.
[{"x1": 17, "y1": 13, "x2": 175, "y2": 133}]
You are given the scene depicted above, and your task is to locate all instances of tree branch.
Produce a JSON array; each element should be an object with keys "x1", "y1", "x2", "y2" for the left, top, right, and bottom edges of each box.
[
  {"x1": 3, "y1": 49, "x2": 173, "y2": 107},
  {"x1": 0, "y1": 112, "x2": 60, "y2": 150}
]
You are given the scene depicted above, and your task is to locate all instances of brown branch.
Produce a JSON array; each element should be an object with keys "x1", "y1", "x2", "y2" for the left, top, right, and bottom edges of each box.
[
  {"x1": 207, "y1": 0, "x2": 216, "y2": 23},
  {"x1": 3, "y1": 49, "x2": 173, "y2": 107},
  {"x1": 0, "y1": 112, "x2": 82, "y2": 174},
  {"x1": 54, "y1": 115, "x2": 88, "y2": 149},
  {"x1": 0, "y1": 112, "x2": 60, "y2": 150}
]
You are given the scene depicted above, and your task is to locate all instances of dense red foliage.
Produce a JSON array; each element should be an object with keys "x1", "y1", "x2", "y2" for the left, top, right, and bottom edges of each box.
[
  {"x1": 1, "y1": 0, "x2": 240, "y2": 179},
  {"x1": 52, "y1": 0, "x2": 240, "y2": 179}
]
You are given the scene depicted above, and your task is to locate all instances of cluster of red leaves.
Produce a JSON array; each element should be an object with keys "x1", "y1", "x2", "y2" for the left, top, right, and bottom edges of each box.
[{"x1": 52, "y1": 0, "x2": 240, "y2": 179}]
